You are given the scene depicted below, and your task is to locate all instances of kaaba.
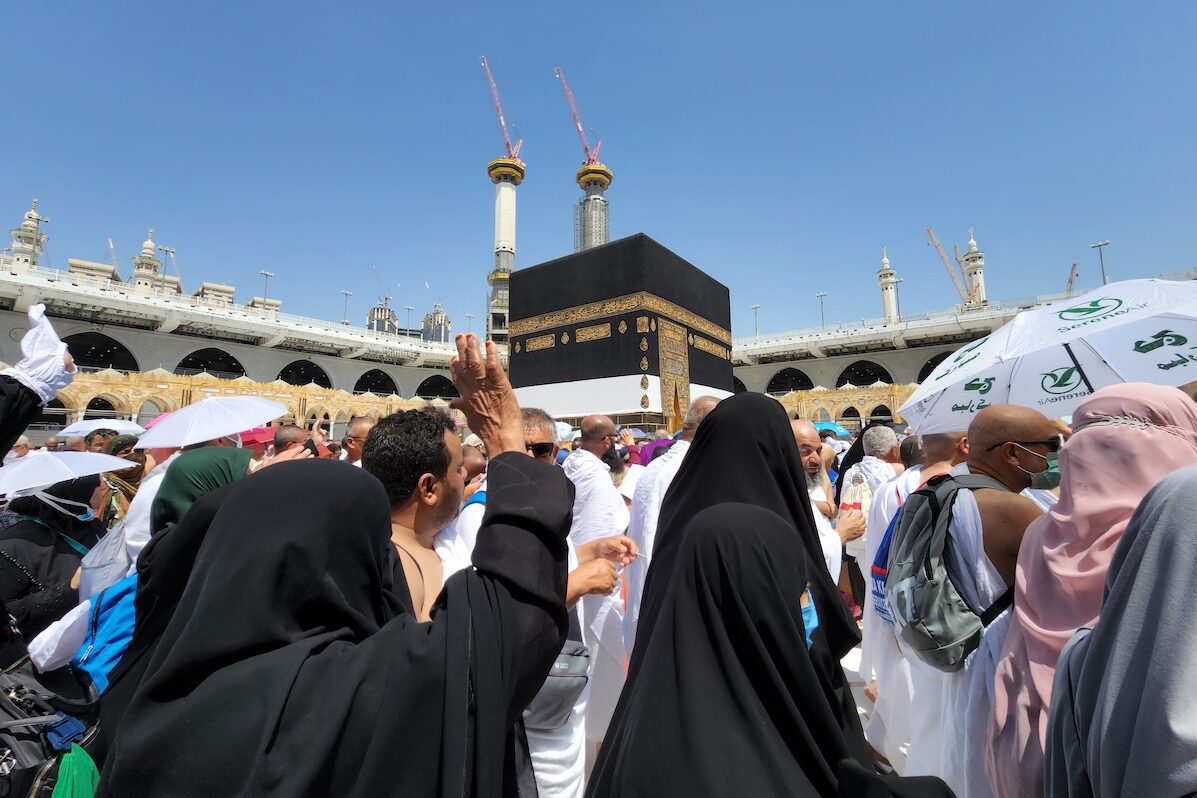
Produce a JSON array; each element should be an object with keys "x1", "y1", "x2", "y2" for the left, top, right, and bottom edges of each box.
[{"x1": 509, "y1": 233, "x2": 733, "y2": 427}]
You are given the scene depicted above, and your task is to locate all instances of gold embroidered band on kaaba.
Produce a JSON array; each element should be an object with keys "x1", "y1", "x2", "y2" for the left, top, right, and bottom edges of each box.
[{"x1": 509, "y1": 291, "x2": 731, "y2": 346}]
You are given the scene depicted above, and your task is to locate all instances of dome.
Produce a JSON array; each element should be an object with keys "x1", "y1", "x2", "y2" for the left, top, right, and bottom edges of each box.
[
  {"x1": 880, "y1": 246, "x2": 890, "y2": 270},
  {"x1": 141, "y1": 229, "x2": 156, "y2": 257}
]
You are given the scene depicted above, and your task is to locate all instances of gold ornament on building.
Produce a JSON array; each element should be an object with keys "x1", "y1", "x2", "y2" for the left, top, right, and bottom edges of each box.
[
  {"x1": 639, "y1": 337, "x2": 649, "y2": 352},
  {"x1": 640, "y1": 375, "x2": 649, "y2": 390},
  {"x1": 514, "y1": 341, "x2": 521, "y2": 353},
  {"x1": 561, "y1": 332, "x2": 570, "y2": 344},
  {"x1": 618, "y1": 320, "x2": 628, "y2": 334},
  {"x1": 687, "y1": 334, "x2": 694, "y2": 345},
  {"x1": 650, "y1": 319, "x2": 657, "y2": 332},
  {"x1": 640, "y1": 394, "x2": 650, "y2": 409},
  {"x1": 636, "y1": 316, "x2": 649, "y2": 333},
  {"x1": 639, "y1": 356, "x2": 649, "y2": 371}
]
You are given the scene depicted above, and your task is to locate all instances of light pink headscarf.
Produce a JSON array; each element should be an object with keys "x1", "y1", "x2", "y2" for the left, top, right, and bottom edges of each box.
[{"x1": 986, "y1": 383, "x2": 1197, "y2": 797}]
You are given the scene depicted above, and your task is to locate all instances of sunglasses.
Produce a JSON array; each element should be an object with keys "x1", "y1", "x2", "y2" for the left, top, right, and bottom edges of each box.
[
  {"x1": 986, "y1": 436, "x2": 1063, "y2": 454},
  {"x1": 525, "y1": 442, "x2": 556, "y2": 458}
]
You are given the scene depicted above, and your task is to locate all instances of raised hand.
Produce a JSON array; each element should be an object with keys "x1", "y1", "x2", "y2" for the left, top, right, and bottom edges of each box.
[{"x1": 448, "y1": 334, "x2": 523, "y2": 456}]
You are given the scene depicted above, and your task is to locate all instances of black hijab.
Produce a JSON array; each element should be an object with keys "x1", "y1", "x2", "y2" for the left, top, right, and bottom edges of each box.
[
  {"x1": 834, "y1": 422, "x2": 889, "y2": 503},
  {"x1": 589, "y1": 504, "x2": 868, "y2": 797},
  {"x1": 98, "y1": 457, "x2": 563, "y2": 797},
  {"x1": 2, "y1": 476, "x2": 105, "y2": 585},
  {"x1": 639, "y1": 392, "x2": 860, "y2": 660}
]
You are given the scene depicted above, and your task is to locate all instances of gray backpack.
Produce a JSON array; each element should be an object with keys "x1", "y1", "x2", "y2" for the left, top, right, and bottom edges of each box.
[{"x1": 884, "y1": 473, "x2": 1014, "y2": 672}]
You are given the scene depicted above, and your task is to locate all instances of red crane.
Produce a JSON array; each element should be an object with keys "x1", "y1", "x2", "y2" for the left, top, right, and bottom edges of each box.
[
  {"x1": 480, "y1": 56, "x2": 522, "y2": 160},
  {"x1": 554, "y1": 66, "x2": 602, "y2": 165}
]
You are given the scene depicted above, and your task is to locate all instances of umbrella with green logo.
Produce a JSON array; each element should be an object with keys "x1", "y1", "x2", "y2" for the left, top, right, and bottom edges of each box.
[{"x1": 899, "y1": 278, "x2": 1197, "y2": 433}]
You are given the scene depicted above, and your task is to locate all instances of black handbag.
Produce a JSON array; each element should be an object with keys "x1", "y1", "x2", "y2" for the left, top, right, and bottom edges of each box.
[
  {"x1": 0, "y1": 604, "x2": 99, "y2": 797},
  {"x1": 522, "y1": 612, "x2": 590, "y2": 732}
]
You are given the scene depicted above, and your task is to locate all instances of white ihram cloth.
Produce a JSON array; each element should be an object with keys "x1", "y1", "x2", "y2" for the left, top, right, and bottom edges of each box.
[
  {"x1": 806, "y1": 481, "x2": 842, "y2": 579},
  {"x1": 621, "y1": 439, "x2": 689, "y2": 654},
  {"x1": 437, "y1": 480, "x2": 589, "y2": 798},
  {"x1": 562, "y1": 449, "x2": 630, "y2": 743},
  {"x1": 859, "y1": 466, "x2": 925, "y2": 773}
]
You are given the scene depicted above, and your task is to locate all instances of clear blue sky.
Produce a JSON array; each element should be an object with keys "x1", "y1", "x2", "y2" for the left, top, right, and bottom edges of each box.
[{"x1": 4, "y1": 1, "x2": 1194, "y2": 337}]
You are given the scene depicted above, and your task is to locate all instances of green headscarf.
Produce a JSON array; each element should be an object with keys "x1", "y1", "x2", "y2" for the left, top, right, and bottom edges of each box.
[{"x1": 150, "y1": 448, "x2": 253, "y2": 534}]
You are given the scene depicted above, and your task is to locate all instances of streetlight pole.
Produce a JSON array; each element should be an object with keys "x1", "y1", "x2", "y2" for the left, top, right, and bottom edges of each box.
[
  {"x1": 259, "y1": 270, "x2": 274, "y2": 303},
  {"x1": 750, "y1": 304, "x2": 761, "y2": 340},
  {"x1": 404, "y1": 305, "x2": 415, "y2": 338},
  {"x1": 340, "y1": 289, "x2": 352, "y2": 325},
  {"x1": 157, "y1": 245, "x2": 175, "y2": 295},
  {"x1": 465, "y1": 312, "x2": 475, "y2": 332},
  {"x1": 1089, "y1": 240, "x2": 1110, "y2": 285},
  {"x1": 816, "y1": 291, "x2": 829, "y2": 330}
]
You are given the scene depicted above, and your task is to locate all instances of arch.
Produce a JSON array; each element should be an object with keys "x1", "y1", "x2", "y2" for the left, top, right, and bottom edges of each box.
[
  {"x1": 354, "y1": 369, "x2": 399, "y2": 396},
  {"x1": 175, "y1": 347, "x2": 247, "y2": 378},
  {"x1": 63, "y1": 332, "x2": 139, "y2": 372},
  {"x1": 84, "y1": 396, "x2": 120, "y2": 420},
  {"x1": 836, "y1": 360, "x2": 893, "y2": 388},
  {"x1": 870, "y1": 404, "x2": 894, "y2": 423},
  {"x1": 414, "y1": 375, "x2": 459, "y2": 400},
  {"x1": 814, "y1": 407, "x2": 831, "y2": 422},
  {"x1": 136, "y1": 399, "x2": 167, "y2": 426},
  {"x1": 278, "y1": 360, "x2": 332, "y2": 389},
  {"x1": 841, "y1": 406, "x2": 861, "y2": 429},
  {"x1": 917, "y1": 352, "x2": 951, "y2": 383},
  {"x1": 731, "y1": 376, "x2": 748, "y2": 394},
  {"x1": 766, "y1": 367, "x2": 815, "y2": 394}
]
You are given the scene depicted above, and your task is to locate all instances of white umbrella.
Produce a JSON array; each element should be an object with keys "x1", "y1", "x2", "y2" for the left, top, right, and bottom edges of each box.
[
  {"x1": 0, "y1": 451, "x2": 136, "y2": 497},
  {"x1": 135, "y1": 396, "x2": 287, "y2": 449},
  {"x1": 900, "y1": 278, "x2": 1197, "y2": 433},
  {"x1": 59, "y1": 418, "x2": 147, "y2": 437}
]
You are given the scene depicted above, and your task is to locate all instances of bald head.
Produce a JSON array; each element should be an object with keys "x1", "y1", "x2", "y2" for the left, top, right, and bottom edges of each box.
[
  {"x1": 680, "y1": 395, "x2": 722, "y2": 442},
  {"x1": 791, "y1": 420, "x2": 823, "y2": 477},
  {"x1": 579, "y1": 414, "x2": 616, "y2": 457},
  {"x1": 967, "y1": 405, "x2": 1059, "y2": 490}
]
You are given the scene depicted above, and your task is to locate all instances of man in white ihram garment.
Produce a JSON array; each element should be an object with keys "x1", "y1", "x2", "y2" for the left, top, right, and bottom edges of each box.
[
  {"x1": 621, "y1": 395, "x2": 721, "y2": 654},
  {"x1": 561, "y1": 414, "x2": 630, "y2": 756},
  {"x1": 899, "y1": 406, "x2": 1053, "y2": 797},
  {"x1": 859, "y1": 431, "x2": 967, "y2": 773},
  {"x1": 840, "y1": 425, "x2": 904, "y2": 585}
]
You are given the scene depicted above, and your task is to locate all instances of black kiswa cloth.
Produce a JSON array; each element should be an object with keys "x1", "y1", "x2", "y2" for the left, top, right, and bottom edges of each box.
[
  {"x1": 98, "y1": 454, "x2": 572, "y2": 797},
  {"x1": 589, "y1": 505, "x2": 867, "y2": 797}
]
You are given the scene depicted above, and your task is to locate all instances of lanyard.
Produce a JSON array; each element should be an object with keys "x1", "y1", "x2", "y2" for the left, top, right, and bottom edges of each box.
[{"x1": 18, "y1": 515, "x2": 92, "y2": 556}]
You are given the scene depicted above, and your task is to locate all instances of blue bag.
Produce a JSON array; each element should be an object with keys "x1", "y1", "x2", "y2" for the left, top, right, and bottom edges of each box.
[{"x1": 71, "y1": 573, "x2": 138, "y2": 693}]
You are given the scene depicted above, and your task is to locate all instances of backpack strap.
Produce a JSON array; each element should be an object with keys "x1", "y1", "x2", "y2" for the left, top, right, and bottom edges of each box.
[
  {"x1": 951, "y1": 474, "x2": 1012, "y2": 493},
  {"x1": 979, "y1": 584, "x2": 1014, "y2": 627}
]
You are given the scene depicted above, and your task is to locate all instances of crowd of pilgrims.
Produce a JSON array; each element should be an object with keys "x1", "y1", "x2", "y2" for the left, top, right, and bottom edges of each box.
[{"x1": 1, "y1": 322, "x2": 1196, "y2": 796}]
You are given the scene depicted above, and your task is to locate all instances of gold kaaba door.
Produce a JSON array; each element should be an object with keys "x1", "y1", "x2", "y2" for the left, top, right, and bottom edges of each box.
[{"x1": 657, "y1": 318, "x2": 691, "y2": 432}]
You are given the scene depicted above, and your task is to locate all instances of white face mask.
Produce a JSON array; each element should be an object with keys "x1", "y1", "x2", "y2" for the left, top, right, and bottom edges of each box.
[{"x1": 33, "y1": 490, "x2": 96, "y2": 522}]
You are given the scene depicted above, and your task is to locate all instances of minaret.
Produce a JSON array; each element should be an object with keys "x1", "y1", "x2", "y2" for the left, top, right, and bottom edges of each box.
[
  {"x1": 878, "y1": 247, "x2": 900, "y2": 324},
  {"x1": 486, "y1": 157, "x2": 524, "y2": 343},
  {"x1": 962, "y1": 229, "x2": 987, "y2": 305},
  {"x1": 574, "y1": 163, "x2": 612, "y2": 251},
  {"x1": 9, "y1": 199, "x2": 48, "y2": 270},
  {"x1": 131, "y1": 229, "x2": 165, "y2": 291}
]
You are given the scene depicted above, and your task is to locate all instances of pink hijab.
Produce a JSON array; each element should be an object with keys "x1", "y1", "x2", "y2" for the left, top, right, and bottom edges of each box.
[{"x1": 986, "y1": 383, "x2": 1197, "y2": 797}]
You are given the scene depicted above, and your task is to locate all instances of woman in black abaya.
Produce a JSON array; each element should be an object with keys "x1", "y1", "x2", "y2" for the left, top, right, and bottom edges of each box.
[
  {"x1": 589, "y1": 504, "x2": 859, "y2": 796},
  {"x1": 0, "y1": 476, "x2": 106, "y2": 636},
  {"x1": 609, "y1": 393, "x2": 869, "y2": 790},
  {"x1": 98, "y1": 455, "x2": 572, "y2": 797}
]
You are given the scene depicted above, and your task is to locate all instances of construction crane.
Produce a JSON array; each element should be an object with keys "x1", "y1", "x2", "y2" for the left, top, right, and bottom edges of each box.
[
  {"x1": 926, "y1": 228, "x2": 969, "y2": 302},
  {"x1": 372, "y1": 264, "x2": 394, "y2": 308},
  {"x1": 1065, "y1": 262, "x2": 1078, "y2": 296},
  {"x1": 554, "y1": 67, "x2": 602, "y2": 165},
  {"x1": 480, "y1": 56, "x2": 522, "y2": 160}
]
